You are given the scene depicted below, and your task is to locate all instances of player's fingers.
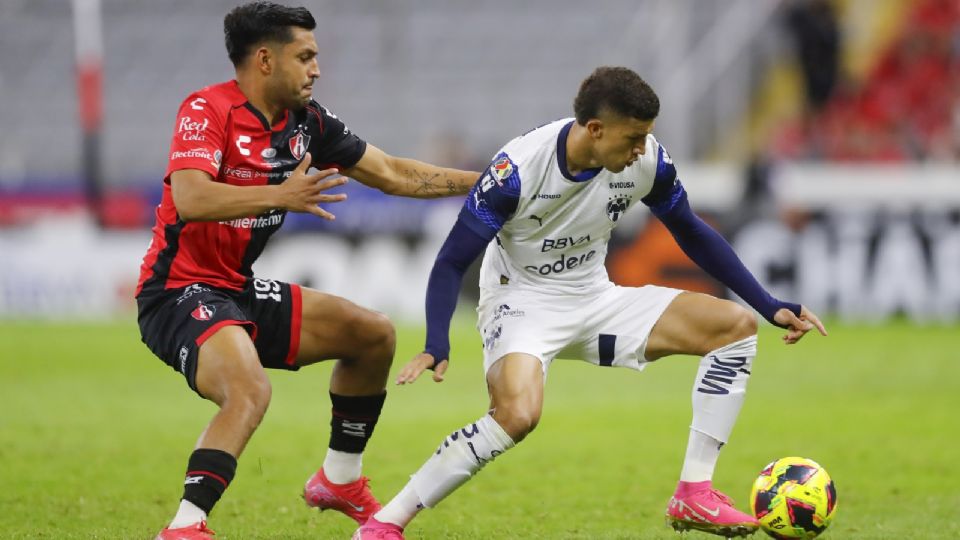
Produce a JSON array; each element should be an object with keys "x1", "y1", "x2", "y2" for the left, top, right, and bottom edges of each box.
[
  {"x1": 295, "y1": 152, "x2": 312, "y2": 174},
  {"x1": 432, "y1": 360, "x2": 449, "y2": 383},
  {"x1": 805, "y1": 310, "x2": 828, "y2": 336},
  {"x1": 395, "y1": 366, "x2": 419, "y2": 385},
  {"x1": 396, "y1": 355, "x2": 433, "y2": 385},
  {"x1": 311, "y1": 193, "x2": 348, "y2": 204},
  {"x1": 309, "y1": 169, "x2": 343, "y2": 184},
  {"x1": 781, "y1": 310, "x2": 804, "y2": 330},
  {"x1": 306, "y1": 204, "x2": 336, "y2": 221}
]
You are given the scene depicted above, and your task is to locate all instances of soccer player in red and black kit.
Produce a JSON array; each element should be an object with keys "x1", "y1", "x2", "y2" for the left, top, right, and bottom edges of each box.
[{"x1": 135, "y1": 3, "x2": 478, "y2": 539}]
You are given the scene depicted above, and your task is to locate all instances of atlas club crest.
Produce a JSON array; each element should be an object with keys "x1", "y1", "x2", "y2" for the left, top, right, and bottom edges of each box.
[
  {"x1": 191, "y1": 301, "x2": 216, "y2": 321},
  {"x1": 289, "y1": 128, "x2": 311, "y2": 160}
]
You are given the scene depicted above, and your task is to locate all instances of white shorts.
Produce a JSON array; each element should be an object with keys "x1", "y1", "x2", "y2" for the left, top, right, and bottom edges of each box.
[{"x1": 476, "y1": 284, "x2": 683, "y2": 374}]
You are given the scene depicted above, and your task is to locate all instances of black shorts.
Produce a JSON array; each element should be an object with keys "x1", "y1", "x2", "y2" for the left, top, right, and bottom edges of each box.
[{"x1": 136, "y1": 278, "x2": 303, "y2": 395}]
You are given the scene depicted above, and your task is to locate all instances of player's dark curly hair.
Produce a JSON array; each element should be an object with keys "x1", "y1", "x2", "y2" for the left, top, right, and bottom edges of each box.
[
  {"x1": 573, "y1": 67, "x2": 660, "y2": 124},
  {"x1": 224, "y1": 2, "x2": 316, "y2": 67}
]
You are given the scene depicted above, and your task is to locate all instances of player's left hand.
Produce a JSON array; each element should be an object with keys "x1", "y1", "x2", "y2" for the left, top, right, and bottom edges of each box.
[
  {"x1": 396, "y1": 352, "x2": 448, "y2": 385},
  {"x1": 774, "y1": 305, "x2": 827, "y2": 345}
]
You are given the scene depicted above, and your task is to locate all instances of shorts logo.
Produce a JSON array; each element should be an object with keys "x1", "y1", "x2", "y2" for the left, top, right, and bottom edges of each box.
[
  {"x1": 606, "y1": 194, "x2": 633, "y2": 222},
  {"x1": 191, "y1": 301, "x2": 216, "y2": 321},
  {"x1": 493, "y1": 304, "x2": 525, "y2": 321},
  {"x1": 289, "y1": 129, "x2": 311, "y2": 160},
  {"x1": 483, "y1": 324, "x2": 503, "y2": 350},
  {"x1": 175, "y1": 284, "x2": 211, "y2": 305}
]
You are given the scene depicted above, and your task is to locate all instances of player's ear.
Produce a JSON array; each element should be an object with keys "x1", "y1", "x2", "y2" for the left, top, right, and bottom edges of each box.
[
  {"x1": 253, "y1": 46, "x2": 273, "y2": 75},
  {"x1": 585, "y1": 118, "x2": 604, "y2": 139}
]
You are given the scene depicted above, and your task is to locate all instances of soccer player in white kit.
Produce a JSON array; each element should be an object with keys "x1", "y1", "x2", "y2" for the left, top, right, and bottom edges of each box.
[{"x1": 353, "y1": 67, "x2": 827, "y2": 539}]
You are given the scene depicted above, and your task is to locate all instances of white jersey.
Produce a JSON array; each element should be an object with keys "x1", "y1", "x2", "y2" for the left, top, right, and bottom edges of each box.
[{"x1": 462, "y1": 118, "x2": 682, "y2": 295}]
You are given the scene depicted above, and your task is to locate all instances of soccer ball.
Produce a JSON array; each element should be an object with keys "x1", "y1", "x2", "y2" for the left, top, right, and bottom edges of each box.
[{"x1": 750, "y1": 457, "x2": 837, "y2": 539}]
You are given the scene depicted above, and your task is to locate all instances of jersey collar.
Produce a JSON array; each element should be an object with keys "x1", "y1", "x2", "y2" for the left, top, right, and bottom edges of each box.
[{"x1": 556, "y1": 120, "x2": 603, "y2": 182}]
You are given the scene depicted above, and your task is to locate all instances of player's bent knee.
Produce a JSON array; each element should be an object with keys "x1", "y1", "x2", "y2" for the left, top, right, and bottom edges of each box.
[
  {"x1": 730, "y1": 303, "x2": 759, "y2": 340},
  {"x1": 344, "y1": 307, "x2": 397, "y2": 356},
  {"x1": 224, "y1": 371, "x2": 272, "y2": 418},
  {"x1": 493, "y1": 405, "x2": 541, "y2": 442},
  {"x1": 711, "y1": 302, "x2": 758, "y2": 350}
]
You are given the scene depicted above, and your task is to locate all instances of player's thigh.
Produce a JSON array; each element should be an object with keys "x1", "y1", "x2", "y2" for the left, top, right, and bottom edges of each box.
[
  {"x1": 645, "y1": 291, "x2": 758, "y2": 360},
  {"x1": 486, "y1": 353, "x2": 545, "y2": 439},
  {"x1": 294, "y1": 286, "x2": 395, "y2": 366},
  {"x1": 138, "y1": 283, "x2": 260, "y2": 395},
  {"x1": 570, "y1": 284, "x2": 681, "y2": 370},
  {"x1": 477, "y1": 291, "x2": 578, "y2": 373},
  {"x1": 195, "y1": 324, "x2": 271, "y2": 407}
]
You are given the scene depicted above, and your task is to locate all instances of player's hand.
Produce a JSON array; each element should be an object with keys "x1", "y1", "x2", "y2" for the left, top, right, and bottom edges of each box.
[
  {"x1": 279, "y1": 152, "x2": 348, "y2": 220},
  {"x1": 396, "y1": 352, "x2": 448, "y2": 385},
  {"x1": 774, "y1": 305, "x2": 827, "y2": 345}
]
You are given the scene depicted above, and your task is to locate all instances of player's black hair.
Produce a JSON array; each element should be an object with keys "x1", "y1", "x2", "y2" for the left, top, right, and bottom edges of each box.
[
  {"x1": 573, "y1": 66, "x2": 660, "y2": 124},
  {"x1": 224, "y1": 1, "x2": 316, "y2": 67}
]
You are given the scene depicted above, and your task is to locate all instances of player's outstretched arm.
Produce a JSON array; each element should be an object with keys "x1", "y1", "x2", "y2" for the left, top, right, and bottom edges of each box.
[
  {"x1": 344, "y1": 144, "x2": 478, "y2": 199},
  {"x1": 654, "y1": 191, "x2": 825, "y2": 342},
  {"x1": 773, "y1": 305, "x2": 827, "y2": 344},
  {"x1": 172, "y1": 153, "x2": 346, "y2": 221},
  {"x1": 396, "y1": 216, "x2": 492, "y2": 385}
]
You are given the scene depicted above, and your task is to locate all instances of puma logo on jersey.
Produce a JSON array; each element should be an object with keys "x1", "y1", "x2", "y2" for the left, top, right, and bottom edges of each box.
[{"x1": 528, "y1": 214, "x2": 546, "y2": 226}]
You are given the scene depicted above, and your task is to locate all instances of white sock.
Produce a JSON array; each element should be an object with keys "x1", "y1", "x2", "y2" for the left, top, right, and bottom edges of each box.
[
  {"x1": 373, "y1": 483, "x2": 424, "y2": 528},
  {"x1": 681, "y1": 335, "x2": 757, "y2": 482},
  {"x1": 323, "y1": 448, "x2": 362, "y2": 484},
  {"x1": 679, "y1": 429, "x2": 723, "y2": 482},
  {"x1": 168, "y1": 499, "x2": 207, "y2": 529},
  {"x1": 376, "y1": 414, "x2": 514, "y2": 527}
]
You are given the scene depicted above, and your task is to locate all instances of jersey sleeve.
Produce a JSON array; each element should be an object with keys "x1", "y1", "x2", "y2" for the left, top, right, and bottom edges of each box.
[
  {"x1": 458, "y1": 152, "x2": 522, "y2": 241},
  {"x1": 640, "y1": 142, "x2": 686, "y2": 217},
  {"x1": 307, "y1": 103, "x2": 367, "y2": 170},
  {"x1": 164, "y1": 92, "x2": 226, "y2": 181}
]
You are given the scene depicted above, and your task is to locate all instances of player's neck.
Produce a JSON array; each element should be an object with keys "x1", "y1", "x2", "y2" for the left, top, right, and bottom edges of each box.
[
  {"x1": 236, "y1": 76, "x2": 285, "y2": 126},
  {"x1": 565, "y1": 123, "x2": 601, "y2": 174}
]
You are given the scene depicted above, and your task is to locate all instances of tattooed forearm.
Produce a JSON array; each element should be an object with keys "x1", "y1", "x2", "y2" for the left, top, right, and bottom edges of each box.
[{"x1": 398, "y1": 165, "x2": 473, "y2": 198}]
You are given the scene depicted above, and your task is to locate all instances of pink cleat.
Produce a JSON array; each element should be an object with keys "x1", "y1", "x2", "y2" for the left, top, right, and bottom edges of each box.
[
  {"x1": 155, "y1": 520, "x2": 215, "y2": 540},
  {"x1": 352, "y1": 517, "x2": 405, "y2": 540},
  {"x1": 666, "y1": 481, "x2": 759, "y2": 537},
  {"x1": 304, "y1": 468, "x2": 381, "y2": 525}
]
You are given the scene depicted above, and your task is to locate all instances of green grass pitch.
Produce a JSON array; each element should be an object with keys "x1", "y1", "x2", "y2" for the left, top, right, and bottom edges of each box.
[{"x1": 1, "y1": 318, "x2": 958, "y2": 539}]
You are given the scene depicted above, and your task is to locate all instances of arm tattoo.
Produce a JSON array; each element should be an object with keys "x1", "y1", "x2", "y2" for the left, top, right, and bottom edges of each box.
[{"x1": 401, "y1": 167, "x2": 470, "y2": 197}]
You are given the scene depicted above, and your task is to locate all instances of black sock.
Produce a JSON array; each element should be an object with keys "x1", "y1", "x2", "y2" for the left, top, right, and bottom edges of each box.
[
  {"x1": 182, "y1": 448, "x2": 237, "y2": 514},
  {"x1": 329, "y1": 392, "x2": 386, "y2": 454}
]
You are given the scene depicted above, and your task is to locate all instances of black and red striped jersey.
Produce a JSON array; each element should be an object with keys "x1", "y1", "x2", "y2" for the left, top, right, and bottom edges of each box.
[{"x1": 136, "y1": 80, "x2": 366, "y2": 296}]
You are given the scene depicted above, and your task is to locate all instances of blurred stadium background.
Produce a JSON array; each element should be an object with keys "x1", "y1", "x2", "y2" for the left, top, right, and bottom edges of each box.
[
  {"x1": 2, "y1": 1, "x2": 959, "y2": 538},
  {"x1": 1, "y1": 0, "x2": 958, "y2": 324}
]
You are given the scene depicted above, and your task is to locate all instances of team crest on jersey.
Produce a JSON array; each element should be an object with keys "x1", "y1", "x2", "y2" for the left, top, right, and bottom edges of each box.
[
  {"x1": 289, "y1": 129, "x2": 311, "y2": 160},
  {"x1": 191, "y1": 301, "x2": 216, "y2": 321},
  {"x1": 606, "y1": 194, "x2": 633, "y2": 222}
]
